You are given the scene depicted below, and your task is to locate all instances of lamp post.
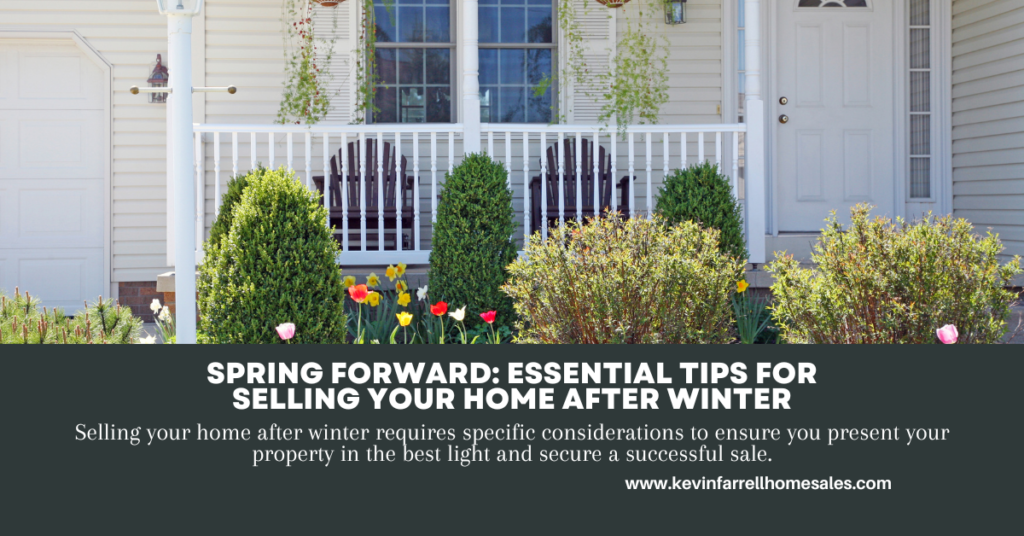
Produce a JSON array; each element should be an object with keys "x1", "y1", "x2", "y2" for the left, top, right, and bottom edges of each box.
[{"x1": 158, "y1": 0, "x2": 202, "y2": 343}]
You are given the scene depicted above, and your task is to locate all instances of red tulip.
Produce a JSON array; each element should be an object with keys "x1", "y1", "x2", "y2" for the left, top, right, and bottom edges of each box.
[
  {"x1": 430, "y1": 301, "x2": 448, "y2": 316},
  {"x1": 348, "y1": 284, "x2": 369, "y2": 303},
  {"x1": 480, "y1": 311, "x2": 497, "y2": 324}
]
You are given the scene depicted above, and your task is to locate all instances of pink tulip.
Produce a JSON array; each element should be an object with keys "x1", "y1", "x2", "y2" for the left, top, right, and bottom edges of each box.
[
  {"x1": 276, "y1": 323, "x2": 296, "y2": 341},
  {"x1": 936, "y1": 324, "x2": 958, "y2": 344}
]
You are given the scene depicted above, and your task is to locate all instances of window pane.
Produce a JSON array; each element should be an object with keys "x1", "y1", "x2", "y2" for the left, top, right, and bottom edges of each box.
[
  {"x1": 911, "y1": 115, "x2": 930, "y2": 155},
  {"x1": 910, "y1": 0, "x2": 930, "y2": 26},
  {"x1": 527, "y1": 7, "x2": 552, "y2": 43},
  {"x1": 400, "y1": 88, "x2": 426, "y2": 123},
  {"x1": 426, "y1": 49, "x2": 451, "y2": 84},
  {"x1": 910, "y1": 71, "x2": 930, "y2": 112},
  {"x1": 910, "y1": 28, "x2": 930, "y2": 69},
  {"x1": 528, "y1": 84, "x2": 551, "y2": 123},
  {"x1": 374, "y1": 86, "x2": 398, "y2": 123},
  {"x1": 910, "y1": 158, "x2": 930, "y2": 198},
  {"x1": 480, "y1": 87, "x2": 495, "y2": 122},
  {"x1": 375, "y1": 7, "x2": 396, "y2": 43},
  {"x1": 479, "y1": 7, "x2": 499, "y2": 42},
  {"x1": 479, "y1": 49, "x2": 499, "y2": 85},
  {"x1": 398, "y1": 48, "x2": 424, "y2": 84},
  {"x1": 497, "y1": 87, "x2": 526, "y2": 122},
  {"x1": 527, "y1": 49, "x2": 551, "y2": 84},
  {"x1": 376, "y1": 48, "x2": 397, "y2": 85},
  {"x1": 501, "y1": 7, "x2": 526, "y2": 43},
  {"x1": 499, "y1": 49, "x2": 525, "y2": 84},
  {"x1": 426, "y1": 87, "x2": 452, "y2": 122},
  {"x1": 425, "y1": 7, "x2": 450, "y2": 42},
  {"x1": 398, "y1": 6, "x2": 425, "y2": 42}
]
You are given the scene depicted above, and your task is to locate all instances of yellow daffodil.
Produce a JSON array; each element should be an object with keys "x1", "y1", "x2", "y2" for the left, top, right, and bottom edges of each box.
[
  {"x1": 342, "y1": 275, "x2": 356, "y2": 288},
  {"x1": 367, "y1": 291, "x2": 381, "y2": 307},
  {"x1": 397, "y1": 292, "x2": 411, "y2": 307},
  {"x1": 736, "y1": 280, "x2": 749, "y2": 293},
  {"x1": 396, "y1": 262, "x2": 407, "y2": 277},
  {"x1": 396, "y1": 311, "x2": 413, "y2": 327},
  {"x1": 396, "y1": 280, "x2": 408, "y2": 293},
  {"x1": 386, "y1": 265, "x2": 397, "y2": 281},
  {"x1": 366, "y1": 273, "x2": 380, "y2": 288}
]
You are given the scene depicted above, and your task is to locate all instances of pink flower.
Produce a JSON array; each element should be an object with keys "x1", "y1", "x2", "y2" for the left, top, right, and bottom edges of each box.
[
  {"x1": 936, "y1": 324, "x2": 958, "y2": 344},
  {"x1": 480, "y1": 311, "x2": 497, "y2": 324},
  {"x1": 276, "y1": 323, "x2": 296, "y2": 341}
]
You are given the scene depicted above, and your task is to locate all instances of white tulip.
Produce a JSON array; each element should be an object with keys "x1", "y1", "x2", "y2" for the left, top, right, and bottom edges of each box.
[
  {"x1": 139, "y1": 335, "x2": 157, "y2": 344},
  {"x1": 150, "y1": 299, "x2": 162, "y2": 313},
  {"x1": 449, "y1": 306, "x2": 466, "y2": 322}
]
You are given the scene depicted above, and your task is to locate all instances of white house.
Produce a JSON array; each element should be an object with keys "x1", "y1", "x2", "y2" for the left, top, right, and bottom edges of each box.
[{"x1": 0, "y1": 0, "x2": 1021, "y2": 320}]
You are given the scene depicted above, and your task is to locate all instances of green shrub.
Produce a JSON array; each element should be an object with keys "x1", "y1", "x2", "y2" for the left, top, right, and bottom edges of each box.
[
  {"x1": 429, "y1": 153, "x2": 517, "y2": 329},
  {"x1": 198, "y1": 167, "x2": 347, "y2": 343},
  {"x1": 206, "y1": 166, "x2": 264, "y2": 249},
  {"x1": 503, "y1": 215, "x2": 744, "y2": 343},
  {"x1": 655, "y1": 162, "x2": 747, "y2": 260},
  {"x1": 768, "y1": 204, "x2": 1023, "y2": 344},
  {"x1": 1, "y1": 289, "x2": 141, "y2": 344}
]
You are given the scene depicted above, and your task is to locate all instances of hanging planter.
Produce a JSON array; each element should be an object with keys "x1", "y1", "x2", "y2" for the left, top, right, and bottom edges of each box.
[
  {"x1": 313, "y1": 0, "x2": 342, "y2": 6},
  {"x1": 594, "y1": 0, "x2": 632, "y2": 7}
]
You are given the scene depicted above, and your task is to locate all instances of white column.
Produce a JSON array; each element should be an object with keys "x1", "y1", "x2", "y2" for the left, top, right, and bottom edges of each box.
[
  {"x1": 744, "y1": 0, "x2": 766, "y2": 265},
  {"x1": 462, "y1": 0, "x2": 481, "y2": 153},
  {"x1": 165, "y1": 5, "x2": 200, "y2": 344}
]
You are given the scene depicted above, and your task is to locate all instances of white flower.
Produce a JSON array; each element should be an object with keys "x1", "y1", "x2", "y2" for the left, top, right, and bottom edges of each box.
[
  {"x1": 150, "y1": 299, "x2": 162, "y2": 313},
  {"x1": 449, "y1": 306, "x2": 466, "y2": 322},
  {"x1": 139, "y1": 335, "x2": 157, "y2": 344},
  {"x1": 158, "y1": 306, "x2": 171, "y2": 322},
  {"x1": 416, "y1": 285, "x2": 429, "y2": 301}
]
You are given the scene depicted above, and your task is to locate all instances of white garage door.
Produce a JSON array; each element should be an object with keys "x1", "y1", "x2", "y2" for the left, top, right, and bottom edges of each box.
[{"x1": 0, "y1": 40, "x2": 106, "y2": 311}]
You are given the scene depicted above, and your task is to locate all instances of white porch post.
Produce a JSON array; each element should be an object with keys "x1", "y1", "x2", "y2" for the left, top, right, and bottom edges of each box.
[
  {"x1": 159, "y1": 0, "x2": 202, "y2": 344},
  {"x1": 462, "y1": 0, "x2": 481, "y2": 153},
  {"x1": 744, "y1": 0, "x2": 766, "y2": 265}
]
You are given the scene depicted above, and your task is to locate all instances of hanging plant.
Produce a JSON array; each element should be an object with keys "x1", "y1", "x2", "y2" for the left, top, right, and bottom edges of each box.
[
  {"x1": 278, "y1": 1, "x2": 338, "y2": 125},
  {"x1": 313, "y1": 0, "x2": 343, "y2": 6},
  {"x1": 593, "y1": 0, "x2": 632, "y2": 7},
  {"x1": 597, "y1": 0, "x2": 669, "y2": 133}
]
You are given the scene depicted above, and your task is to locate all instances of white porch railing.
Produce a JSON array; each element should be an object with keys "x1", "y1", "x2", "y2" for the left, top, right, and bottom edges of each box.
[{"x1": 192, "y1": 123, "x2": 749, "y2": 266}]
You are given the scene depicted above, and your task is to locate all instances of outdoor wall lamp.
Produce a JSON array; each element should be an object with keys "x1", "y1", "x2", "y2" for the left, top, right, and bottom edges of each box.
[
  {"x1": 665, "y1": 0, "x2": 686, "y2": 25},
  {"x1": 155, "y1": 0, "x2": 203, "y2": 15}
]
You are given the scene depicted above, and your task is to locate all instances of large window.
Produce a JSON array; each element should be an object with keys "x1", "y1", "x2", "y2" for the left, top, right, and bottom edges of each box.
[
  {"x1": 479, "y1": 0, "x2": 555, "y2": 123},
  {"x1": 372, "y1": 0, "x2": 455, "y2": 123}
]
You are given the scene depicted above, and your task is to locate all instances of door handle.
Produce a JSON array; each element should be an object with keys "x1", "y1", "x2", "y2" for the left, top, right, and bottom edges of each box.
[{"x1": 779, "y1": 114, "x2": 790, "y2": 124}]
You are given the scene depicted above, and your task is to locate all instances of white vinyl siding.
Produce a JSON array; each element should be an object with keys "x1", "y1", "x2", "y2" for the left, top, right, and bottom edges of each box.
[{"x1": 951, "y1": 0, "x2": 1024, "y2": 261}]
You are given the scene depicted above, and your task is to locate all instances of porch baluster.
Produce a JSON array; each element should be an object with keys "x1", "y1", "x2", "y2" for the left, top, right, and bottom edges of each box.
[
  {"x1": 505, "y1": 131, "x2": 512, "y2": 188},
  {"x1": 645, "y1": 132, "x2": 653, "y2": 216},
  {"x1": 698, "y1": 131, "x2": 705, "y2": 164},
  {"x1": 413, "y1": 132, "x2": 421, "y2": 251},
  {"x1": 430, "y1": 132, "x2": 438, "y2": 224},
  {"x1": 540, "y1": 131, "x2": 547, "y2": 241},
  {"x1": 359, "y1": 133, "x2": 367, "y2": 252},
  {"x1": 487, "y1": 130, "x2": 493, "y2": 158},
  {"x1": 287, "y1": 132, "x2": 293, "y2": 172},
  {"x1": 662, "y1": 132, "x2": 670, "y2": 201},
  {"x1": 575, "y1": 132, "x2": 582, "y2": 221},
  {"x1": 230, "y1": 131, "x2": 238, "y2": 194},
  {"x1": 395, "y1": 132, "x2": 402, "y2": 252},
  {"x1": 681, "y1": 132, "x2": 687, "y2": 169},
  {"x1": 592, "y1": 130, "x2": 599, "y2": 219},
  {"x1": 194, "y1": 132, "x2": 204, "y2": 247},
  {"x1": 377, "y1": 132, "x2": 384, "y2": 252},
  {"x1": 249, "y1": 132, "x2": 256, "y2": 171},
  {"x1": 213, "y1": 132, "x2": 221, "y2": 217},
  {"x1": 610, "y1": 134, "x2": 617, "y2": 214},
  {"x1": 627, "y1": 133, "x2": 635, "y2": 218},
  {"x1": 322, "y1": 133, "x2": 330, "y2": 228},
  {"x1": 715, "y1": 132, "x2": 722, "y2": 167},
  {"x1": 557, "y1": 131, "x2": 565, "y2": 228},
  {"x1": 304, "y1": 132, "x2": 312, "y2": 190},
  {"x1": 341, "y1": 133, "x2": 349, "y2": 252},
  {"x1": 523, "y1": 132, "x2": 530, "y2": 239},
  {"x1": 268, "y1": 132, "x2": 274, "y2": 169},
  {"x1": 731, "y1": 132, "x2": 740, "y2": 201}
]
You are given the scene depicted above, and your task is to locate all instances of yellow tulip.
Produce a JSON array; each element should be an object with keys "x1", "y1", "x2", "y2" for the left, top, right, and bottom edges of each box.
[
  {"x1": 736, "y1": 280, "x2": 749, "y2": 293},
  {"x1": 366, "y1": 273, "x2": 380, "y2": 288},
  {"x1": 342, "y1": 275, "x2": 356, "y2": 288},
  {"x1": 396, "y1": 262, "x2": 407, "y2": 277},
  {"x1": 367, "y1": 291, "x2": 381, "y2": 307},
  {"x1": 396, "y1": 311, "x2": 413, "y2": 327},
  {"x1": 397, "y1": 292, "x2": 411, "y2": 307},
  {"x1": 385, "y1": 265, "x2": 397, "y2": 281}
]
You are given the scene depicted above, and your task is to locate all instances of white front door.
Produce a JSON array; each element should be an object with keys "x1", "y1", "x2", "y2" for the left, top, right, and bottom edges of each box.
[
  {"x1": 775, "y1": 0, "x2": 895, "y2": 232},
  {"x1": 0, "y1": 41, "x2": 106, "y2": 310}
]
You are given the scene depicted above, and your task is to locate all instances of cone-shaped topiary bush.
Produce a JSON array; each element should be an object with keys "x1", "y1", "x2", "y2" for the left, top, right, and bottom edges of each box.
[
  {"x1": 655, "y1": 161, "x2": 747, "y2": 261},
  {"x1": 206, "y1": 166, "x2": 266, "y2": 249},
  {"x1": 429, "y1": 153, "x2": 517, "y2": 329},
  {"x1": 0, "y1": 288, "x2": 141, "y2": 344},
  {"x1": 198, "y1": 167, "x2": 347, "y2": 343},
  {"x1": 768, "y1": 204, "x2": 1023, "y2": 344}
]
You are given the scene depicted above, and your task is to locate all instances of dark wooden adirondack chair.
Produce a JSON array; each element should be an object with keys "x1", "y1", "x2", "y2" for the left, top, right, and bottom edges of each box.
[
  {"x1": 529, "y1": 137, "x2": 631, "y2": 234},
  {"x1": 313, "y1": 139, "x2": 415, "y2": 251}
]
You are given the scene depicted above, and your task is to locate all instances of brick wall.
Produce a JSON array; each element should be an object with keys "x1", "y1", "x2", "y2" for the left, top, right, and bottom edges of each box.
[{"x1": 117, "y1": 282, "x2": 161, "y2": 323}]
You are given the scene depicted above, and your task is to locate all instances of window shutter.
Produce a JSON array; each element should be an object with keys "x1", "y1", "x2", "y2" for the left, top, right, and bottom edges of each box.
[
  {"x1": 562, "y1": 2, "x2": 616, "y2": 124},
  {"x1": 313, "y1": 1, "x2": 358, "y2": 123}
]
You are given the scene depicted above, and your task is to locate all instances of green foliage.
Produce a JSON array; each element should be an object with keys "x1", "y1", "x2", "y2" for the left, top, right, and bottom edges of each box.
[
  {"x1": 655, "y1": 162, "x2": 748, "y2": 261},
  {"x1": 733, "y1": 290, "x2": 772, "y2": 344},
  {"x1": 206, "y1": 167, "x2": 264, "y2": 249},
  {"x1": 429, "y1": 153, "x2": 518, "y2": 330},
  {"x1": 768, "y1": 204, "x2": 1023, "y2": 344},
  {"x1": 1, "y1": 289, "x2": 141, "y2": 344},
  {"x1": 198, "y1": 167, "x2": 348, "y2": 343},
  {"x1": 597, "y1": 1, "x2": 670, "y2": 133},
  {"x1": 278, "y1": 1, "x2": 337, "y2": 125},
  {"x1": 503, "y1": 214, "x2": 744, "y2": 343}
]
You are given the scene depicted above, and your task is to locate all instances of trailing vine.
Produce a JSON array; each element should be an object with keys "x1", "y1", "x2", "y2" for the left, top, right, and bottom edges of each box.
[
  {"x1": 278, "y1": 1, "x2": 338, "y2": 125},
  {"x1": 540, "y1": 0, "x2": 669, "y2": 133},
  {"x1": 597, "y1": 0, "x2": 669, "y2": 133}
]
